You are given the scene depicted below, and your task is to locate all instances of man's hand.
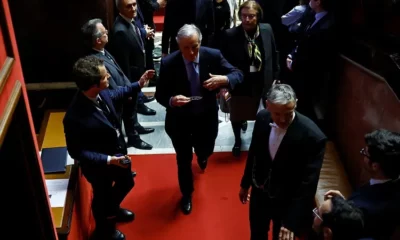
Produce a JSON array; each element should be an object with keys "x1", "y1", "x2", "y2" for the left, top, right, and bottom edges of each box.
[
  {"x1": 138, "y1": 70, "x2": 156, "y2": 87},
  {"x1": 157, "y1": 0, "x2": 167, "y2": 8},
  {"x1": 145, "y1": 25, "x2": 155, "y2": 39},
  {"x1": 171, "y1": 95, "x2": 191, "y2": 107},
  {"x1": 286, "y1": 58, "x2": 293, "y2": 71},
  {"x1": 239, "y1": 188, "x2": 250, "y2": 204},
  {"x1": 203, "y1": 73, "x2": 228, "y2": 91},
  {"x1": 324, "y1": 190, "x2": 345, "y2": 200},
  {"x1": 110, "y1": 155, "x2": 131, "y2": 168},
  {"x1": 279, "y1": 227, "x2": 294, "y2": 240}
]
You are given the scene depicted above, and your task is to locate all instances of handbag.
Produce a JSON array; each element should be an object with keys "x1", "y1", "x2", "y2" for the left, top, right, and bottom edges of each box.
[{"x1": 219, "y1": 88, "x2": 231, "y2": 114}]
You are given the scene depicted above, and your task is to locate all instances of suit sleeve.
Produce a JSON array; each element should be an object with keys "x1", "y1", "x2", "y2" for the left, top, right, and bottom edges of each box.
[
  {"x1": 217, "y1": 50, "x2": 244, "y2": 90},
  {"x1": 64, "y1": 118, "x2": 108, "y2": 165},
  {"x1": 206, "y1": 0, "x2": 215, "y2": 38},
  {"x1": 109, "y1": 82, "x2": 141, "y2": 101},
  {"x1": 240, "y1": 112, "x2": 262, "y2": 189},
  {"x1": 154, "y1": 59, "x2": 173, "y2": 108},
  {"x1": 110, "y1": 31, "x2": 132, "y2": 81},
  {"x1": 282, "y1": 137, "x2": 327, "y2": 233}
]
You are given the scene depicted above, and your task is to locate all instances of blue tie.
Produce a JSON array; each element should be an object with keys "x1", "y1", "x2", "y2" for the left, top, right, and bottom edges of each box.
[{"x1": 188, "y1": 62, "x2": 202, "y2": 113}]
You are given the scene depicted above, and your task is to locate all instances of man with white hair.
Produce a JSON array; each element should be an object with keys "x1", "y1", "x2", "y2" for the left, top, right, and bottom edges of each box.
[
  {"x1": 155, "y1": 24, "x2": 243, "y2": 214},
  {"x1": 239, "y1": 83, "x2": 327, "y2": 240}
]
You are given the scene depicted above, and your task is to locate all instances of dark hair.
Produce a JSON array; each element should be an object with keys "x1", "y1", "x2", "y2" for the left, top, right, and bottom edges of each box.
[
  {"x1": 322, "y1": 196, "x2": 364, "y2": 240},
  {"x1": 299, "y1": 0, "x2": 310, "y2": 5},
  {"x1": 72, "y1": 56, "x2": 104, "y2": 91},
  {"x1": 365, "y1": 129, "x2": 400, "y2": 179},
  {"x1": 81, "y1": 18, "x2": 103, "y2": 48},
  {"x1": 238, "y1": 0, "x2": 263, "y2": 22},
  {"x1": 319, "y1": 0, "x2": 333, "y2": 11}
]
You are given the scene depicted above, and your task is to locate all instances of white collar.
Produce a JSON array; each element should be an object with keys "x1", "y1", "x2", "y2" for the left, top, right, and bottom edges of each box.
[{"x1": 369, "y1": 178, "x2": 392, "y2": 185}]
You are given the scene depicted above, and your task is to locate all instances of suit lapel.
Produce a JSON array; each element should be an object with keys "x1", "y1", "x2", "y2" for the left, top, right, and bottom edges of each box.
[
  {"x1": 117, "y1": 16, "x2": 144, "y2": 54},
  {"x1": 104, "y1": 50, "x2": 124, "y2": 74},
  {"x1": 78, "y1": 92, "x2": 114, "y2": 129},
  {"x1": 199, "y1": 48, "x2": 209, "y2": 84},
  {"x1": 273, "y1": 113, "x2": 301, "y2": 160},
  {"x1": 99, "y1": 91, "x2": 119, "y2": 126}
]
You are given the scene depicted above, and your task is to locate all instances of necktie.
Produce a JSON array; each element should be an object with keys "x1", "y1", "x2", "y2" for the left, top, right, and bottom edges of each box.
[
  {"x1": 131, "y1": 21, "x2": 144, "y2": 50},
  {"x1": 97, "y1": 97, "x2": 118, "y2": 128},
  {"x1": 188, "y1": 62, "x2": 202, "y2": 113}
]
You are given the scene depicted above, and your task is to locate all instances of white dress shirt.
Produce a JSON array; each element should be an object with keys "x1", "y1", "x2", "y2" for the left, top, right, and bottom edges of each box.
[
  {"x1": 310, "y1": 11, "x2": 328, "y2": 28},
  {"x1": 268, "y1": 113, "x2": 296, "y2": 160}
]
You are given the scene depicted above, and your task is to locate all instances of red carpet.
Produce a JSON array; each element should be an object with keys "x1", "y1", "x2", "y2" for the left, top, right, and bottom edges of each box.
[{"x1": 118, "y1": 152, "x2": 252, "y2": 239}]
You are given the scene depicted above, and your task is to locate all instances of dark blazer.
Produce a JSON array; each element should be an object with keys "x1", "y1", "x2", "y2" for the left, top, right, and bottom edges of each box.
[
  {"x1": 63, "y1": 84, "x2": 140, "y2": 179},
  {"x1": 155, "y1": 47, "x2": 243, "y2": 115},
  {"x1": 220, "y1": 23, "x2": 280, "y2": 97},
  {"x1": 348, "y1": 180, "x2": 400, "y2": 240},
  {"x1": 161, "y1": 0, "x2": 215, "y2": 54},
  {"x1": 89, "y1": 49, "x2": 130, "y2": 90},
  {"x1": 138, "y1": 0, "x2": 160, "y2": 30},
  {"x1": 241, "y1": 110, "x2": 327, "y2": 233},
  {"x1": 109, "y1": 15, "x2": 146, "y2": 83},
  {"x1": 290, "y1": 12, "x2": 335, "y2": 72}
]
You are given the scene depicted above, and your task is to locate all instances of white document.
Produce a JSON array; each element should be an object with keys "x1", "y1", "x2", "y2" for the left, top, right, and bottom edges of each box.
[
  {"x1": 46, "y1": 179, "x2": 69, "y2": 208},
  {"x1": 66, "y1": 152, "x2": 74, "y2": 165}
]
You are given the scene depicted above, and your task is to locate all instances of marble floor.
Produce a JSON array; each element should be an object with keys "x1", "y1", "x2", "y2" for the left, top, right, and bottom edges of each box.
[{"x1": 127, "y1": 98, "x2": 254, "y2": 155}]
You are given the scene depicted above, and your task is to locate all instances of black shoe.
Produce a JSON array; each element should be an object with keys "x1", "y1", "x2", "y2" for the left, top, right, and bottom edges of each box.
[
  {"x1": 110, "y1": 230, "x2": 125, "y2": 240},
  {"x1": 115, "y1": 208, "x2": 135, "y2": 222},
  {"x1": 180, "y1": 196, "x2": 192, "y2": 215},
  {"x1": 92, "y1": 229, "x2": 125, "y2": 240},
  {"x1": 137, "y1": 103, "x2": 156, "y2": 115},
  {"x1": 197, "y1": 157, "x2": 208, "y2": 171},
  {"x1": 232, "y1": 142, "x2": 241, "y2": 157},
  {"x1": 143, "y1": 96, "x2": 155, "y2": 103},
  {"x1": 128, "y1": 139, "x2": 153, "y2": 150},
  {"x1": 135, "y1": 127, "x2": 155, "y2": 134},
  {"x1": 132, "y1": 171, "x2": 137, "y2": 178},
  {"x1": 241, "y1": 121, "x2": 248, "y2": 132}
]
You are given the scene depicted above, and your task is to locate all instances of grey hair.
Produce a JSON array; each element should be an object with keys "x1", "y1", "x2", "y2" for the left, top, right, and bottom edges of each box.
[
  {"x1": 81, "y1": 18, "x2": 103, "y2": 47},
  {"x1": 175, "y1": 24, "x2": 203, "y2": 43},
  {"x1": 266, "y1": 84, "x2": 297, "y2": 104}
]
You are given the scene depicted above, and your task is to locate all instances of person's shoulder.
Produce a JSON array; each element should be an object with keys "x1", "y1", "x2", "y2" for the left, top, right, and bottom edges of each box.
[
  {"x1": 259, "y1": 23, "x2": 273, "y2": 33},
  {"x1": 255, "y1": 109, "x2": 271, "y2": 122},
  {"x1": 161, "y1": 50, "x2": 181, "y2": 65},
  {"x1": 296, "y1": 112, "x2": 326, "y2": 141}
]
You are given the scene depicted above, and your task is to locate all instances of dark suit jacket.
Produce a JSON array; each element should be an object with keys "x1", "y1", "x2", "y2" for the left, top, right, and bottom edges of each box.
[
  {"x1": 63, "y1": 84, "x2": 140, "y2": 179},
  {"x1": 220, "y1": 23, "x2": 280, "y2": 98},
  {"x1": 241, "y1": 110, "x2": 327, "y2": 234},
  {"x1": 348, "y1": 180, "x2": 400, "y2": 240},
  {"x1": 155, "y1": 47, "x2": 243, "y2": 126},
  {"x1": 109, "y1": 15, "x2": 146, "y2": 83},
  {"x1": 138, "y1": 0, "x2": 160, "y2": 30},
  {"x1": 291, "y1": 12, "x2": 335, "y2": 73},
  {"x1": 161, "y1": 0, "x2": 215, "y2": 54},
  {"x1": 89, "y1": 49, "x2": 130, "y2": 90}
]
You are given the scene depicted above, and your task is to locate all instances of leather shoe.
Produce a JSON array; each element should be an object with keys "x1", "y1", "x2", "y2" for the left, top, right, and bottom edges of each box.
[
  {"x1": 92, "y1": 229, "x2": 125, "y2": 240},
  {"x1": 232, "y1": 145, "x2": 241, "y2": 158},
  {"x1": 128, "y1": 139, "x2": 153, "y2": 150},
  {"x1": 137, "y1": 103, "x2": 156, "y2": 115},
  {"x1": 115, "y1": 208, "x2": 135, "y2": 222},
  {"x1": 241, "y1": 121, "x2": 248, "y2": 132},
  {"x1": 197, "y1": 157, "x2": 208, "y2": 170},
  {"x1": 131, "y1": 171, "x2": 137, "y2": 178},
  {"x1": 111, "y1": 230, "x2": 125, "y2": 240},
  {"x1": 136, "y1": 127, "x2": 155, "y2": 135},
  {"x1": 180, "y1": 196, "x2": 192, "y2": 215},
  {"x1": 143, "y1": 96, "x2": 155, "y2": 103}
]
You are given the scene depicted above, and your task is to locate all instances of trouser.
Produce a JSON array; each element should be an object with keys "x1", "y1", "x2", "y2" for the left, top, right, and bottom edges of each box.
[
  {"x1": 122, "y1": 98, "x2": 140, "y2": 142},
  {"x1": 88, "y1": 164, "x2": 134, "y2": 233},
  {"x1": 165, "y1": 112, "x2": 218, "y2": 196},
  {"x1": 249, "y1": 187, "x2": 282, "y2": 240}
]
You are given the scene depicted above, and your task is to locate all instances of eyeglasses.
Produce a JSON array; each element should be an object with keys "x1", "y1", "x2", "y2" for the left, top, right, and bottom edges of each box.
[
  {"x1": 241, "y1": 14, "x2": 256, "y2": 20},
  {"x1": 360, "y1": 148, "x2": 370, "y2": 158},
  {"x1": 313, "y1": 208, "x2": 322, "y2": 221}
]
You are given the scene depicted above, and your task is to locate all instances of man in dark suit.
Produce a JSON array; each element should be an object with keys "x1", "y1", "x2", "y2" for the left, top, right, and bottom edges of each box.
[
  {"x1": 286, "y1": 0, "x2": 335, "y2": 122},
  {"x1": 155, "y1": 24, "x2": 243, "y2": 214},
  {"x1": 239, "y1": 83, "x2": 326, "y2": 240},
  {"x1": 109, "y1": 0, "x2": 156, "y2": 144},
  {"x1": 325, "y1": 129, "x2": 400, "y2": 240},
  {"x1": 81, "y1": 18, "x2": 154, "y2": 151},
  {"x1": 161, "y1": 0, "x2": 215, "y2": 56},
  {"x1": 63, "y1": 56, "x2": 154, "y2": 239}
]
